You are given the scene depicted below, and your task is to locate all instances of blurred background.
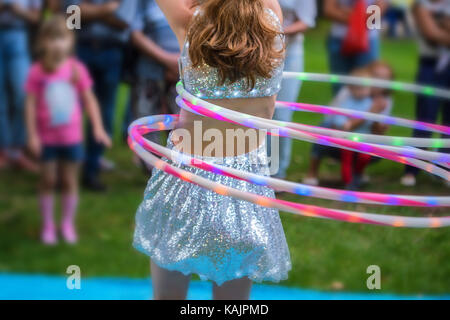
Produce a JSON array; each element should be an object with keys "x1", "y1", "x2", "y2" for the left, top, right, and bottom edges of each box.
[{"x1": 0, "y1": 0, "x2": 449, "y2": 298}]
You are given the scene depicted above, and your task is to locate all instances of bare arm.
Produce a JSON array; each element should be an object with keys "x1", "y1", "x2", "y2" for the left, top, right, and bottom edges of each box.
[
  {"x1": 284, "y1": 20, "x2": 309, "y2": 35},
  {"x1": 82, "y1": 89, "x2": 112, "y2": 147},
  {"x1": 414, "y1": 3, "x2": 450, "y2": 47},
  {"x1": 375, "y1": 0, "x2": 388, "y2": 16},
  {"x1": 131, "y1": 31, "x2": 179, "y2": 70},
  {"x1": 371, "y1": 121, "x2": 388, "y2": 134},
  {"x1": 79, "y1": 1, "x2": 127, "y2": 29},
  {"x1": 369, "y1": 96, "x2": 389, "y2": 134},
  {"x1": 10, "y1": 3, "x2": 41, "y2": 24},
  {"x1": 79, "y1": 1, "x2": 119, "y2": 20},
  {"x1": 323, "y1": 0, "x2": 351, "y2": 24},
  {"x1": 25, "y1": 94, "x2": 41, "y2": 157},
  {"x1": 344, "y1": 97, "x2": 389, "y2": 132},
  {"x1": 154, "y1": 0, "x2": 195, "y2": 46},
  {"x1": 343, "y1": 117, "x2": 365, "y2": 132},
  {"x1": 324, "y1": 0, "x2": 387, "y2": 25}
]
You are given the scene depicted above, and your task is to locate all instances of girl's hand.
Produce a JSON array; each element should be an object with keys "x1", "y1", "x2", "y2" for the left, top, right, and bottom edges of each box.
[
  {"x1": 28, "y1": 136, "x2": 41, "y2": 158},
  {"x1": 343, "y1": 121, "x2": 352, "y2": 131},
  {"x1": 105, "y1": 0, "x2": 120, "y2": 14},
  {"x1": 94, "y1": 127, "x2": 112, "y2": 148},
  {"x1": 10, "y1": 2, "x2": 25, "y2": 15},
  {"x1": 370, "y1": 97, "x2": 388, "y2": 114}
]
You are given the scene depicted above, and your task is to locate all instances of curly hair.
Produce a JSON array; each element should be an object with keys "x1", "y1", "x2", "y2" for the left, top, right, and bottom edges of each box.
[{"x1": 187, "y1": 0, "x2": 285, "y2": 90}]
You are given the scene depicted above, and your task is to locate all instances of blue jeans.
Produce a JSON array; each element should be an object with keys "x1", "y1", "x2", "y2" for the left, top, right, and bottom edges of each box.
[
  {"x1": 384, "y1": 7, "x2": 411, "y2": 38},
  {"x1": 77, "y1": 44, "x2": 123, "y2": 180},
  {"x1": 327, "y1": 35, "x2": 380, "y2": 93},
  {"x1": 0, "y1": 29, "x2": 30, "y2": 149},
  {"x1": 269, "y1": 37, "x2": 304, "y2": 178},
  {"x1": 405, "y1": 57, "x2": 450, "y2": 176}
]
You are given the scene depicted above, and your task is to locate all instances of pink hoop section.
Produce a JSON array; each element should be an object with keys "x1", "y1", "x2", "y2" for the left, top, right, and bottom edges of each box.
[
  {"x1": 129, "y1": 115, "x2": 450, "y2": 228},
  {"x1": 128, "y1": 74, "x2": 450, "y2": 229}
]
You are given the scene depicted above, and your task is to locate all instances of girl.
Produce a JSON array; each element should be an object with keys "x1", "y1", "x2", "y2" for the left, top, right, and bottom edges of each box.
[
  {"x1": 25, "y1": 15, "x2": 111, "y2": 245},
  {"x1": 133, "y1": 0, "x2": 290, "y2": 300},
  {"x1": 303, "y1": 61, "x2": 394, "y2": 188},
  {"x1": 401, "y1": 0, "x2": 450, "y2": 187},
  {"x1": 339, "y1": 62, "x2": 394, "y2": 189},
  {"x1": 0, "y1": 0, "x2": 41, "y2": 171}
]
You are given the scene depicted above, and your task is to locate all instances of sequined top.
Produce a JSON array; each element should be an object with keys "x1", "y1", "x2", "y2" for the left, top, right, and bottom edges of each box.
[{"x1": 179, "y1": 8, "x2": 285, "y2": 99}]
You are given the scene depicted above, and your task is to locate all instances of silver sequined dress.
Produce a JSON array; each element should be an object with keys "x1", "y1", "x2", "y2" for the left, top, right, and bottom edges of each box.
[{"x1": 133, "y1": 8, "x2": 291, "y2": 285}]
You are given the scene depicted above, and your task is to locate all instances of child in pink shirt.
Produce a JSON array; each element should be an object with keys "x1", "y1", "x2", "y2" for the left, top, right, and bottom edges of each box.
[{"x1": 25, "y1": 15, "x2": 111, "y2": 245}]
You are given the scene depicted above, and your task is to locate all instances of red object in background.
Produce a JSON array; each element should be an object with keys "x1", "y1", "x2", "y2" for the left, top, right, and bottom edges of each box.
[
  {"x1": 341, "y1": 0, "x2": 369, "y2": 56},
  {"x1": 341, "y1": 150, "x2": 372, "y2": 185}
]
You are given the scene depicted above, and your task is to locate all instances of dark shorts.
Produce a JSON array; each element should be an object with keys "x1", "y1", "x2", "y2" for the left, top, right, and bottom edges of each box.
[
  {"x1": 41, "y1": 144, "x2": 84, "y2": 162},
  {"x1": 311, "y1": 143, "x2": 341, "y2": 160},
  {"x1": 311, "y1": 143, "x2": 381, "y2": 165}
]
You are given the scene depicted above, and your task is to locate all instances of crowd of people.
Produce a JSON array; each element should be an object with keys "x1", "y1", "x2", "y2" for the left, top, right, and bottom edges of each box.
[
  {"x1": 301, "y1": 0, "x2": 449, "y2": 189},
  {"x1": 0, "y1": 0, "x2": 449, "y2": 245}
]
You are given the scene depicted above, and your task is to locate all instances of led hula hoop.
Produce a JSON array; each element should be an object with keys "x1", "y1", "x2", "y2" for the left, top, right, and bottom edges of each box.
[{"x1": 128, "y1": 72, "x2": 450, "y2": 228}]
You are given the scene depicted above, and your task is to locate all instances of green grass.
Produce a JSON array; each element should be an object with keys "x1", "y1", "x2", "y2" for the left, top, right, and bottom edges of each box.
[{"x1": 1, "y1": 21, "x2": 449, "y2": 295}]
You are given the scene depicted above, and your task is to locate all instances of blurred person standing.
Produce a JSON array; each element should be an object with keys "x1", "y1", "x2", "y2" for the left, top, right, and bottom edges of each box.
[
  {"x1": 323, "y1": 0, "x2": 387, "y2": 93},
  {"x1": 25, "y1": 15, "x2": 111, "y2": 244},
  {"x1": 401, "y1": 0, "x2": 450, "y2": 187},
  {"x1": 385, "y1": 0, "x2": 414, "y2": 38},
  {"x1": 129, "y1": 0, "x2": 180, "y2": 172},
  {"x1": 0, "y1": 0, "x2": 42, "y2": 171},
  {"x1": 270, "y1": 0, "x2": 317, "y2": 179},
  {"x1": 64, "y1": 0, "x2": 130, "y2": 191}
]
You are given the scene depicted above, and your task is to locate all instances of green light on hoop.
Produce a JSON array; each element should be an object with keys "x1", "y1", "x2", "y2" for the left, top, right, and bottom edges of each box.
[
  {"x1": 392, "y1": 138, "x2": 404, "y2": 146},
  {"x1": 423, "y1": 87, "x2": 435, "y2": 96},
  {"x1": 351, "y1": 135, "x2": 361, "y2": 142},
  {"x1": 432, "y1": 140, "x2": 444, "y2": 149},
  {"x1": 330, "y1": 75, "x2": 339, "y2": 83},
  {"x1": 392, "y1": 82, "x2": 403, "y2": 90}
]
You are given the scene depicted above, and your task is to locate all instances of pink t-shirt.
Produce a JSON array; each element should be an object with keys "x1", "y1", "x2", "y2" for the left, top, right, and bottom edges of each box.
[{"x1": 25, "y1": 57, "x2": 93, "y2": 146}]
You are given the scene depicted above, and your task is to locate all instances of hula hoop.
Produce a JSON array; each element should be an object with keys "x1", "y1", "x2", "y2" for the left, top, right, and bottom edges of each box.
[
  {"x1": 177, "y1": 96, "x2": 450, "y2": 176},
  {"x1": 128, "y1": 72, "x2": 450, "y2": 228}
]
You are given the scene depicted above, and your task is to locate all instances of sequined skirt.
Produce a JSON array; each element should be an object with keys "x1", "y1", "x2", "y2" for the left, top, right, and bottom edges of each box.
[{"x1": 133, "y1": 135, "x2": 291, "y2": 285}]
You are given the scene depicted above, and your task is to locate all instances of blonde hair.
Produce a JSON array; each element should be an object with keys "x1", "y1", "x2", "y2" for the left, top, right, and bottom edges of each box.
[
  {"x1": 367, "y1": 61, "x2": 395, "y2": 95},
  {"x1": 367, "y1": 60, "x2": 395, "y2": 80},
  {"x1": 349, "y1": 67, "x2": 372, "y2": 78},
  {"x1": 187, "y1": 0, "x2": 284, "y2": 90},
  {"x1": 35, "y1": 14, "x2": 74, "y2": 57}
]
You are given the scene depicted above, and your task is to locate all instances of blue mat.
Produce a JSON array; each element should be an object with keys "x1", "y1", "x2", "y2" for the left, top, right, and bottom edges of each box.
[{"x1": 1, "y1": 273, "x2": 448, "y2": 300}]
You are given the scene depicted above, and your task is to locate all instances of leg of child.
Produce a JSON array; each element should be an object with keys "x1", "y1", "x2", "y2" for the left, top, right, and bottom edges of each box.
[
  {"x1": 341, "y1": 149, "x2": 354, "y2": 187},
  {"x1": 354, "y1": 153, "x2": 372, "y2": 186},
  {"x1": 39, "y1": 161, "x2": 57, "y2": 244},
  {"x1": 303, "y1": 144, "x2": 326, "y2": 186},
  {"x1": 304, "y1": 157, "x2": 321, "y2": 181},
  {"x1": 60, "y1": 161, "x2": 80, "y2": 244}
]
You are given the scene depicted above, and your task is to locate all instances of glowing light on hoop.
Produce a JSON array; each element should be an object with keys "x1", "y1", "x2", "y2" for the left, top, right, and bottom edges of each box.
[{"x1": 128, "y1": 72, "x2": 450, "y2": 228}]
